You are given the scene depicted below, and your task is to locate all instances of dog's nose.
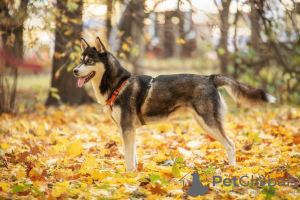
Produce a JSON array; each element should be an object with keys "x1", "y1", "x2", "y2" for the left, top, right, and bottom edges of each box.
[{"x1": 73, "y1": 69, "x2": 79, "y2": 75}]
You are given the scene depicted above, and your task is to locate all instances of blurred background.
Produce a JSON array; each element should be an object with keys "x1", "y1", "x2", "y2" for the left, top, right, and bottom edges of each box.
[{"x1": 1, "y1": 0, "x2": 300, "y2": 114}]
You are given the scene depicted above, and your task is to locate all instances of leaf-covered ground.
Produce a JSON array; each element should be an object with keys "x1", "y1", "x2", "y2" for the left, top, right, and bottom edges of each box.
[{"x1": 0, "y1": 104, "x2": 299, "y2": 199}]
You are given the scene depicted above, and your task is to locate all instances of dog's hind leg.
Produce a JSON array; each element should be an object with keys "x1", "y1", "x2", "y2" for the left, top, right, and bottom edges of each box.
[
  {"x1": 194, "y1": 116, "x2": 236, "y2": 166},
  {"x1": 192, "y1": 95, "x2": 236, "y2": 166},
  {"x1": 121, "y1": 127, "x2": 138, "y2": 172}
]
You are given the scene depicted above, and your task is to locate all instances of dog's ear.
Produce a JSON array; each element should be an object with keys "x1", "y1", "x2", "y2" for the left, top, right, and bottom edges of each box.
[
  {"x1": 81, "y1": 38, "x2": 89, "y2": 52},
  {"x1": 95, "y1": 37, "x2": 106, "y2": 53}
]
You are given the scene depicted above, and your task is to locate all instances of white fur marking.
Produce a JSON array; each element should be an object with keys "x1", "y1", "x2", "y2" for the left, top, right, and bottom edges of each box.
[
  {"x1": 89, "y1": 63, "x2": 107, "y2": 105},
  {"x1": 223, "y1": 85, "x2": 236, "y2": 101},
  {"x1": 219, "y1": 93, "x2": 228, "y2": 120},
  {"x1": 103, "y1": 105, "x2": 112, "y2": 115},
  {"x1": 266, "y1": 94, "x2": 276, "y2": 103},
  {"x1": 112, "y1": 106, "x2": 122, "y2": 125}
]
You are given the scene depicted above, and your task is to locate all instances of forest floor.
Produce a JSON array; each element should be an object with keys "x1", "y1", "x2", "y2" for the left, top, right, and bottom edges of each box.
[{"x1": 0, "y1": 102, "x2": 300, "y2": 199}]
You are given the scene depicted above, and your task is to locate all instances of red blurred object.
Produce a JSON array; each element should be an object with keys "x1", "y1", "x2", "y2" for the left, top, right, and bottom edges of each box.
[{"x1": 0, "y1": 49, "x2": 42, "y2": 71}]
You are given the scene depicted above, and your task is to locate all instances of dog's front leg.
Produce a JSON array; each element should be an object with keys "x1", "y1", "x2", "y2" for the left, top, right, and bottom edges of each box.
[{"x1": 122, "y1": 128, "x2": 137, "y2": 172}]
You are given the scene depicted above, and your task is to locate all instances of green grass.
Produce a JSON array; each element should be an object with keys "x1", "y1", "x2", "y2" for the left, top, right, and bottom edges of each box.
[{"x1": 16, "y1": 73, "x2": 51, "y2": 90}]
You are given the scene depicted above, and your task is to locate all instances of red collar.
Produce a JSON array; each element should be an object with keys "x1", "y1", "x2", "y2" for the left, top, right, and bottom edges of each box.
[{"x1": 106, "y1": 79, "x2": 128, "y2": 110}]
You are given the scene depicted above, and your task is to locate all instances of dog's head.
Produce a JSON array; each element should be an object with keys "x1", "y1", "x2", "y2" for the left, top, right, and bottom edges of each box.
[{"x1": 73, "y1": 37, "x2": 107, "y2": 88}]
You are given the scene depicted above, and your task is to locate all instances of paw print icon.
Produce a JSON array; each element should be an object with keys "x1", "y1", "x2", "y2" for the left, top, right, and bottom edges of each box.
[
  {"x1": 180, "y1": 171, "x2": 209, "y2": 198},
  {"x1": 257, "y1": 176, "x2": 266, "y2": 187}
]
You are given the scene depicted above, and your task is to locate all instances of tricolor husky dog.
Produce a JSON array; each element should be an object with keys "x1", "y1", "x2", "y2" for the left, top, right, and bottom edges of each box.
[{"x1": 73, "y1": 37, "x2": 276, "y2": 171}]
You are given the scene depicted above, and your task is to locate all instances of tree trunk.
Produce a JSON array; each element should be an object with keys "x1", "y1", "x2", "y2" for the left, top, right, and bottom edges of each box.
[
  {"x1": 164, "y1": 12, "x2": 174, "y2": 58},
  {"x1": 0, "y1": 0, "x2": 28, "y2": 114},
  {"x1": 46, "y1": 0, "x2": 93, "y2": 106},
  {"x1": 0, "y1": 0, "x2": 28, "y2": 59},
  {"x1": 106, "y1": 0, "x2": 113, "y2": 42},
  {"x1": 118, "y1": 5, "x2": 132, "y2": 58},
  {"x1": 250, "y1": 0, "x2": 261, "y2": 52},
  {"x1": 218, "y1": 0, "x2": 231, "y2": 75},
  {"x1": 124, "y1": 0, "x2": 145, "y2": 75}
]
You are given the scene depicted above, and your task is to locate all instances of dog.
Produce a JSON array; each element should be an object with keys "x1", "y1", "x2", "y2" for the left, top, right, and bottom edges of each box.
[{"x1": 73, "y1": 37, "x2": 276, "y2": 172}]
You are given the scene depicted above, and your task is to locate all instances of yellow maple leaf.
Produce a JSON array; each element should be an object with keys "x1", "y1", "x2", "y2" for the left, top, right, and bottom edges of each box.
[
  {"x1": 176, "y1": 38, "x2": 186, "y2": 44},
  {"x1": 33, "y1": 181, "x2": 48, "y2": 192},
  {"x1": 29, "y1": 167, "x2": 43, "y2": 177},
  {"x1": 264, "y1": 168, "x2": 273, "y2": 173},
  {"x1": 253, "y1": 166, "x2": 260, "y2": 173},
  {"x1": 122, "y1": 43, "x2": 130, "y2": 52},
  {"x1": 240, "y1": 167, "x2": 252, "y2": 174},
  {"x1": 16, "y1": 171, "x2": 26, "y2": 179},
  {"x1": 100, "y1": 148, "x2": 110, "y2": 157},
  {"x1": 0, "y1": 182, "x2": 10, "y2": 192},
  {"x1": 81, "y1": 154, "x2": 96, "y2": 169},
  {"x1": 67, "y1": 140, "x2": 83, "y2": 157},
  {"x1": 290, "y1": 163, "x2": 298, "y2": 167},
  {"x1": 52, "y1": 187, "x2": 65, "y2": 198},
  {"x1": 0, "y1": 143, "x2": 9, "y2": 150},
  {"x1": 69, "y1": 188, "x2": 80, "y2": 197},
  {"x1": 248, "y1": 132, "x2": 262, "y2": 143},
  {"x1": 205, "y1": 154, "x2": 215, "y2": 160},
  {"x1": 280, "y1": 146, "x2": 291, "y2": 152},
  {"x1": 36, "y1": 124, "x2": 46, "y2": 136},
  {"x1": 154, "y1": 123, "x2": 173, "y2": 133},
  {"x1": 86, "y1": 176, "x2": 93, "y2": 184},
  {"x1": 78, "y1": 181, "x2": 87, "y2": 188},
  {"x1": 52, "y1": 181, "x2": 70, "y2": 197},
  {"x1": 290, "y1": 157, "x2": 299, "y2": 163},
  {"x1": 123, "y1": 178, "x2": 138, "y2": 184},
  {"x1": 56, "y1": 181, "x2": 70, "y2": 187},
  {"x1": 54, "y1": 169, "x2": 73, "y2": 180},
  {"x1": 92, "y1": 170, "x2": 105, "y2": 180},
  {"x1": 153, "y1": 153, "x2": 168, "y2": 162}
]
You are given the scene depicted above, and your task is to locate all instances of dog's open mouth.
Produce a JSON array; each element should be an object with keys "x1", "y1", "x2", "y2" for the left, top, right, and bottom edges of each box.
[{"x1": 77, "y1": 71, "x2": 95, "y2": 88}]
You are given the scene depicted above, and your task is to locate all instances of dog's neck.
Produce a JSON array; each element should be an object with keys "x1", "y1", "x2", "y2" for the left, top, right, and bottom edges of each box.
[
  {"x1": 91, "y1": 53, "x2": 131, "y2": 105},
  {"x1": 90, "y1": 62, "x2": 107, "y2": 105}
]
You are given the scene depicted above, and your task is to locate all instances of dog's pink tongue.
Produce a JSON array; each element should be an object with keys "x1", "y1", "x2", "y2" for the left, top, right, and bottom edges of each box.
[{"x1": 78, "y1": 77, "x2": 85, "y2": 88}]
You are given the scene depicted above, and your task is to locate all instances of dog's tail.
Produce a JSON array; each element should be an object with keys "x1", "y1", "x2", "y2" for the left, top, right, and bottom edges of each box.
[{"x1": 210, "y1": 75, "x2": 276, "y2": 106}]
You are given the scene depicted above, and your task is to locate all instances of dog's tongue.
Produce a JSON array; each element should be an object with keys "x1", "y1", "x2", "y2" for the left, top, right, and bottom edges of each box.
[{"x1": 78, "y1": 77, "x2": 86, "y2": 88}]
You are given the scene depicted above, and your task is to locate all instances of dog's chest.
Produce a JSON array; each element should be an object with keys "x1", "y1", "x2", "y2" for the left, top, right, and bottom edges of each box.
[{"x1": 103, "y1": 105, "x2": 121, "y2": 125}]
